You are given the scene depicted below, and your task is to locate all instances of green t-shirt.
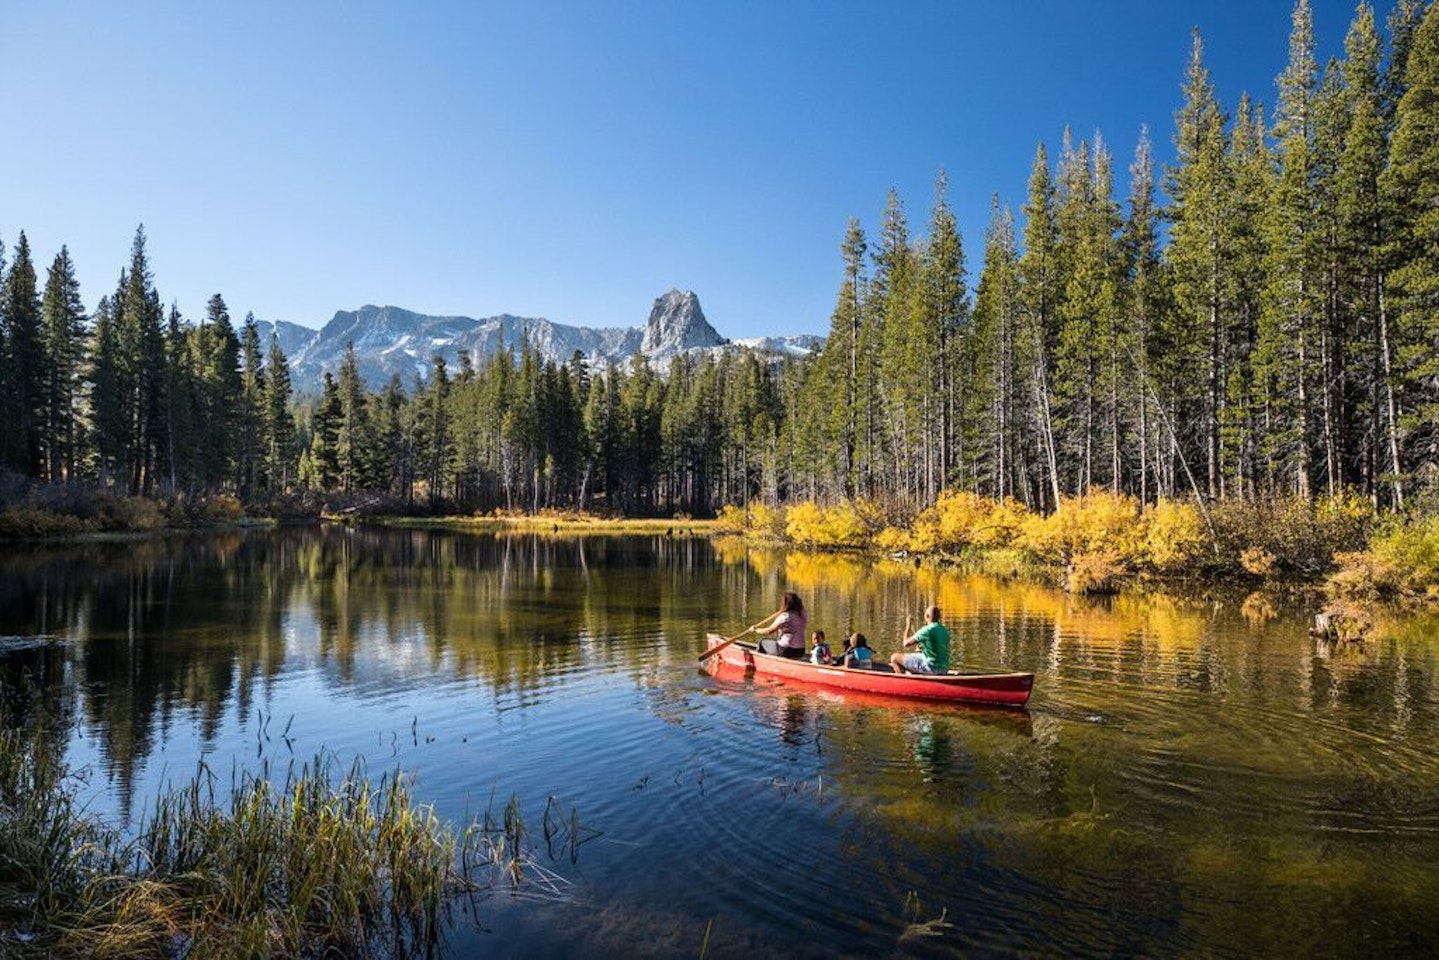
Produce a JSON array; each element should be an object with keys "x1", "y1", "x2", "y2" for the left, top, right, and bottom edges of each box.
[{"x1": 912, "y1": 622, "x2": 951, "y2": 673}]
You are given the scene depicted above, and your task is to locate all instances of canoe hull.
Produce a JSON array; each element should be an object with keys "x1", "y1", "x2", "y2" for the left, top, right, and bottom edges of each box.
[{"x1": 704, "y1": 633, "x2": 1033, "y2": 707}]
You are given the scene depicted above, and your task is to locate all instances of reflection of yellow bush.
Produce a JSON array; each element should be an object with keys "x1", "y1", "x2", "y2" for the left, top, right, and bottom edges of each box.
[
  {"x1": 785, "y1": 550, "x2": 871, "y2": 593},
  {"x1": 1241, "y1": 591, "x2": 1278, "y2": 624},
  {"x1": 1066, "y1": 550, "x2": 1123, "y2": 594}
]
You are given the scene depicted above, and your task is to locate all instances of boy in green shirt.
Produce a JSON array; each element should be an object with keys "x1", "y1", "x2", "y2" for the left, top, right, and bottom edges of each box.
[{"x1": 891, "y1": 605, "x2": 951, "y2": 674}]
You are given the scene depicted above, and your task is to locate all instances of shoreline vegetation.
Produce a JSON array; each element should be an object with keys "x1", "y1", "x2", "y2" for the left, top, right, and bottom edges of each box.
[
  {"x1": 0, "y1": 728, "x2": 573, "y2": 958},
  {"x1": 4, "y1": 479, "x2": 1437, "y2": 624}
]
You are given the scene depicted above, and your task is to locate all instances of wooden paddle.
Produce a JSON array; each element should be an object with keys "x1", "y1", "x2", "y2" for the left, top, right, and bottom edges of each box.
[{"x1": 698, "y1": 627, "x2": 756, "y2": 662}]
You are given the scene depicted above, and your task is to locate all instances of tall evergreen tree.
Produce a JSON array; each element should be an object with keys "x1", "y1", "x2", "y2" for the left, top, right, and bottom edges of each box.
[
  {"x1": 2, "y1": 233, "x2": 43, "y2": 473},
  {"x1": 1019, "y1": 144, "x2": 1063, "y2": 506},
  {"x1": 1384, "y1": 0, "x2": 1439, "y2": 488},
  {"x1": 238, "y1": 315, "x2": 266, "y2": 496},
  {"x1": 1259, "y1": 0, "x2": 1322, "y2": 498},
  {"x1": 39, "y1": 246, "x2": 86, "y2": 482},
  {"x1": 264, "y1": 335, "x2": 297, "y2": 494}
]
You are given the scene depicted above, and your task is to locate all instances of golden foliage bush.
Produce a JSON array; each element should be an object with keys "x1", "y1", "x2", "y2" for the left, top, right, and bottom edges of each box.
[
  {"x1": 874, "y1": 525, "x2": 915, "y2": 553},
  {"x1": 1329, "y1": 514, "x2": 1439, "y2": 604},
  {"x1": 747, "y1": 503, "x2": 787, "y2": 540},
  {"x1": 206, "y1": 494, "x2": 246, "y2": 524},
  {"x1": 784, "y1": 500, "x2": 879, "y2": 549},
  {"x1": 713, "y1": 504, "x2": 748, "y2": 534},
  {"x1": 1240, "y1": 547, "x2": 1278, "y2": 577},
  {"x1": 915, "y1": 490, "x2": 1030, "y2": 552},
  {"x1": 1020, "y1": 489, "x2": 1143, "y2": 567},
  {"x1": 1139, "y1": 499, "x2": 1206, "y2": 573}
]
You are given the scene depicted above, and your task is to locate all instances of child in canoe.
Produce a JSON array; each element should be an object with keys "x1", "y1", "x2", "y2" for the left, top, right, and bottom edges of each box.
[
  {"x1": 841, "y1": 632, "x2": 874, "y2": 669},
  {"x1": 810, "y1": 630, "x2": 832, "y2": 665}
]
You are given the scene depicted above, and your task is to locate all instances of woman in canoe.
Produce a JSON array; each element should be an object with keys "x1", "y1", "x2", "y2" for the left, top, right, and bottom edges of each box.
[{"x1": 750, "y1": 592, "x2": 808, "y2": 659}]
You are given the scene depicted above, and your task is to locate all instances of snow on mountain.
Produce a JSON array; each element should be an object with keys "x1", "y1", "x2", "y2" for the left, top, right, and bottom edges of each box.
[{"x1": 261, "y1": 290, "x2": 821, "y2": 392}]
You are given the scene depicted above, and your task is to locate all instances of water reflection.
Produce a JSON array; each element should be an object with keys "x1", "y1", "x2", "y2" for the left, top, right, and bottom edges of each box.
[{"x1": 1, "y1": 528, "x2": 1437, "y2": 956}]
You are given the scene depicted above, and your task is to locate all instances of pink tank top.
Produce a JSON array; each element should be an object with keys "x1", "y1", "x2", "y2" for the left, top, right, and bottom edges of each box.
[{"x1": 775, "y1": 610, "x2": 807, "y2": 650}]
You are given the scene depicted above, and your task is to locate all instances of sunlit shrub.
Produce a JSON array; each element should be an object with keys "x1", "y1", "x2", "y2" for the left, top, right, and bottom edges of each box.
[
  {"x1": 1330, "y1": 514, "x2": 1439, "y2": 604},
  {"x1": 713, "y1": 504, "x2": 747, "y2": 534},
  {"x1": 747, "y1": 502, "x2": 787, "y2": 540},
  {"x1": 875, "y1": 525, "x2": 915, "y2": 553},
  {"x1": 1020, "y1": 489, "x2": 1143, "y2": 567},
  {"x1": 1139, "y1": 499, "x2": 1206, "y2": 573},
  {"x1": 930, "y1": 491, "x2": 1028, "y2": 550},
  {"x1": 785, "y1": 500, "x2": 877, "y2": 549},
  {"x1": 1240, "y1": 546, "x2": 1278, "y2": 576},
  {"x1": 206, "y1": 494, "x2": 245, "y2": 524},
  {"x1": 102, "y1": 496, "x2": 164, "y2": 532}
]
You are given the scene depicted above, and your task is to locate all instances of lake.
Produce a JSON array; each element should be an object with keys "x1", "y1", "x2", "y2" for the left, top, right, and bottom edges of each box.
[{"x1": 2, "y1": 526, "x2": 1437, "y2": 958}]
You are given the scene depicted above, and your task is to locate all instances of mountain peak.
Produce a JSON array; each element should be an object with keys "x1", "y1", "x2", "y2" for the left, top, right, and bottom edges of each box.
[{"x1": 641, "y1": 289, "x2": 723, "y2": 357}]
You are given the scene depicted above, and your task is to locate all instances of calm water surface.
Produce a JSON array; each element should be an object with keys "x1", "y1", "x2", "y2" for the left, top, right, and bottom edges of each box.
[{"x1": 2, "y1": 527, "x2": 1437, "y2": 958}]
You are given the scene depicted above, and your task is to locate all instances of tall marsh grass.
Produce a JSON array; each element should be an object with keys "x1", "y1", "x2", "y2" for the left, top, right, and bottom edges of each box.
[{"x1": 0, "y1": 731, "x2": 569, "y2": 957}]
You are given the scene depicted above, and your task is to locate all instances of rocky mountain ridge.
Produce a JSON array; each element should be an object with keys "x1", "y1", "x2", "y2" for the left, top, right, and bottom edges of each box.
[{"x1": 253, "y1": 289, "x2": 818, "y2": 392}]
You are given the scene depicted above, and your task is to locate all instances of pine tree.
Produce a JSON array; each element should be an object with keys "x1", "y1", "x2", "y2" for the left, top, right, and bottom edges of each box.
[
  {"x1": 87, "y1": 294, "x2": 125, "y2": 487},
  {"x1": 1166, "y1": 30, "x2": 1232, "y2": 500},
  {"x1": 2, "y1": 233, "x2": 43, "y2": 474},
  {"x1": 117, "y1": 227, "x2": 169, "y2": 494},
  {"x1": 1019, "y1": 144, "x2": 1063, "y2": 506},
  {"x1": 195, "y1": 293, "x2": 241, "y2": 490},
  {"x1": 1223, "y1": 96, "x2": 1275, "y2": 500},
  {"x1": 39, "y1": 247, "x2": 86, "y2": 482},
  {"x1": 309, "y1": 372, "x2": 342, "y2": 490},
  {"x1": 1384, "y1": 0, "x2": 1439, "y2": 487},
  {"x1": 968, "y1": 197, "x2": 1026, "y2": 500},
  {"x1": 335, "y1": 343, "x2": 371, "y2": 492},
  {"x1": 238, "y1": 315, "x2": 266, "y2": 497},
  {"x1": 1333, "y1": 3, "x2": 1393, "y2": 502},
  {"x1": 163, "y1": 304, "x2": 196, "y2": 490},
  {"x1": 1258, "y1": 0, "x2": 1322, "y2": 498},
  {"x1": 262, "y1": 336, "x2": 296, "y2": 495},
  {"x1": 921, "y1": 169, "x2": 967, "y2": 496},
  {"x1": 1121, "y1": 127, "x2": 1172, "y2": 502}
]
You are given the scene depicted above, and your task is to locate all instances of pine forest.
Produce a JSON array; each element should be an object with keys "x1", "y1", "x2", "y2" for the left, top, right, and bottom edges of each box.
[{"x1": 3, "y1": 0, "x2": 1439, "y2": 523}]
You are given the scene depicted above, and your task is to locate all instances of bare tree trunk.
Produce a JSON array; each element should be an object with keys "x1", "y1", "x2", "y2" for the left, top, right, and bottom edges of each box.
[{"x1": 1378, "y1": 279, "x2": 1404, "y2": 509}]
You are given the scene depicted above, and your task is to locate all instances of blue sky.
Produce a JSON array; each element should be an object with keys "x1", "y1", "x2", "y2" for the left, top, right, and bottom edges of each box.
[{"x1": 1, "y1": 1, "x2": 1366, "y2": 339}]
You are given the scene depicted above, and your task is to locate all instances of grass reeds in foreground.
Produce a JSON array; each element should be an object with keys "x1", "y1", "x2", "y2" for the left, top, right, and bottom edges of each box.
[{"x1": 0, "y1": 731, "x2": 568, "y2": 958}]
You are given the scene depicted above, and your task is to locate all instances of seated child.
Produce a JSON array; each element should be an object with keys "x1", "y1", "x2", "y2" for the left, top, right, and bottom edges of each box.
[
  {"x1": 842, "y1": 632, "x2": 874, "y2": 669},
  {"x1": 810, "y1": 630, "x2": 832, "y2": 665}
]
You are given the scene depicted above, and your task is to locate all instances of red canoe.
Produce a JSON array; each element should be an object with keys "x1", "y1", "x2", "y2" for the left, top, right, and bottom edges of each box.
[{"x1": 703, "y1": 633, "x2": 1034, "y2": 707}]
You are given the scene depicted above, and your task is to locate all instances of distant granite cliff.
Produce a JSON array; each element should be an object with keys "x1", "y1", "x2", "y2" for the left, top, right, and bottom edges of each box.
[{"x1": 252, "y1": 288, "x2": 818, "y2": 392}]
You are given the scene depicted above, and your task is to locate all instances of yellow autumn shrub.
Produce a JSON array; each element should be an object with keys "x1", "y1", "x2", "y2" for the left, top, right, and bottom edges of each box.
[
  {"x1": 747, "y1": 502, "x2": 787, "y2": 540},
  {"x1": 875, "y1": 526, "x2": 915, "y2": 552},
  {"x1": 713, "y1": 504, "x2": 747, "y2": 534},
  {"x1": 1020, "y1": 489, "x2": 1143, "y2": 567},
  {"x1": 785, "y1": 500, "x2": 876, "y2": 548},
  {"x1": 1139, "y1": 499, "x2": 1206, "y2": 573}
]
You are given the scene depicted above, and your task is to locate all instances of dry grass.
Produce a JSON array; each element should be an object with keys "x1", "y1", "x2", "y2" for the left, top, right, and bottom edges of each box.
[{"x1": 0, "y1": 731, "x2": 573, "y2": 958}]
